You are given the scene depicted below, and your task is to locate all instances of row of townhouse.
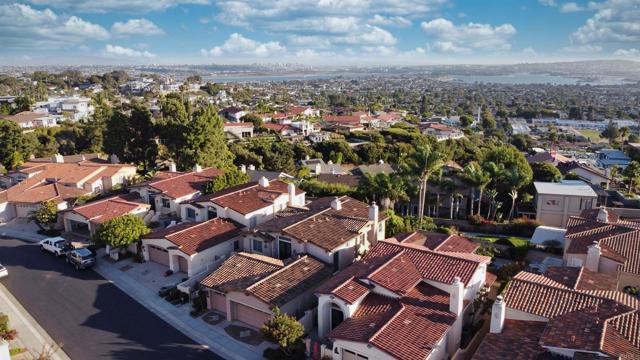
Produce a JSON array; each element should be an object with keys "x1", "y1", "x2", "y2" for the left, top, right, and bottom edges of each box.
[{"x1": 0, "y1": 155, "x2": 136, "y2": 223}]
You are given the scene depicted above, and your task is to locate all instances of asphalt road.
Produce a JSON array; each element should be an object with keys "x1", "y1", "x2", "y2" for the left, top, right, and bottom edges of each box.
[{"x1": 0, "y1": 237, "x2": 222, "y2": 360}]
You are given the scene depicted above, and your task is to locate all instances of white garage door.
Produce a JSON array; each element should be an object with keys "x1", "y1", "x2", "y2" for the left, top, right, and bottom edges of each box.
[
  {"x1": 148, "y1": 245, "x2": 169, "y2": 266},
  {"x1": 231, "y1": 302, "x2": 270, "y2": 329},
  {"x1": 342, "y1": 349, "x2": 368, "y2": 360}
]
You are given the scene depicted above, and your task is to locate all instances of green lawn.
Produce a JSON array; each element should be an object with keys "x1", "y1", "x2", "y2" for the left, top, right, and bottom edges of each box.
[
  {"x1": 473, "y1": 236, "x2": 530, "y2": 249},
  {"x1": 577, "y1": 129, "x2": 605, "y2": 143}
]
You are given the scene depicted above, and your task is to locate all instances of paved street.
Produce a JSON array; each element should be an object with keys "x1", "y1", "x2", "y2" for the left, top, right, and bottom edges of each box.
[{"x1": 0, "y1": 237, "x2": 222, "y2": 360}]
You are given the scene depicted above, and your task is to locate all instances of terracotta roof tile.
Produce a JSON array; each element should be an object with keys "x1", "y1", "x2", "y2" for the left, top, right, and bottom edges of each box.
[
  {"x1": 200, "y1": 252, "x2": 283, "y2": 291},
  {"x1": 145, "y1": 218, "x2": 242, "y2": 255},
  {"x1": 330, "y1": 283, "x2": 457, "y2": 360},
  {"x1": 472, "y1": 320, "x2": 547, "y2": 360},
  {"x1": 367, "y1": 252, "x2": 422, "y2": 295},
  {"x1": 71, "y1": 194, "x2": 150, "y2": 224},
  {"x1": 247, "y1": 256, "x2": 331, "y2": 307},
  {"x1": 135, "y1": 168, "x2": 223, "y2": 199},
  {"x1": 544, "y1": 266, "x2": 618, "y2": 291}
]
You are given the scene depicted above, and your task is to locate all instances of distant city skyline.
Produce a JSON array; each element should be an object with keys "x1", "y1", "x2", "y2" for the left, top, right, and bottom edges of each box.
[{"x1": 0, "y1": 0, "x2": 639, "y2": 66}]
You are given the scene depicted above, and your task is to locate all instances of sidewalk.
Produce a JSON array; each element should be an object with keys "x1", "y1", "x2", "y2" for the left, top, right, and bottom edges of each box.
[
  {"x1": 0, "y1": 284, "x2": 70, "y2": 360},
  {"x1": 94, "y1": 254, "x2": 265, "y2": 360}
]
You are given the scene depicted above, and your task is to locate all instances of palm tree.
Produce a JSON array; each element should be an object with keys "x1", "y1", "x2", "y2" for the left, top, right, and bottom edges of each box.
[
  {"x1": 411, "y1": 145, "x2": 445, "y2": 221},
  {"x1": 508, "y1": 188, "x2": 518, "y2": 220},
  {"x1": 461, "y1": 162, "x2": 490, "y2": 217},
  {"x1": 455, "y1": 193, "x2": 464, "y2": 219},
  {"x1": 485, "y1": 188, "x2": 498, "y2": 219},
  {"x1": 359, "y1": 173, "x2": 408, "y2": 210}
]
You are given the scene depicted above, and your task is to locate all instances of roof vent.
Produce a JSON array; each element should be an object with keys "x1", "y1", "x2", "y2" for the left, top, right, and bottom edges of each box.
[
  {"x1": 331, "y1": 197, "x2": 342, "y2": 211},
  {"x1": 597, "y1": 207, "x2": 609, "y2": 223}
]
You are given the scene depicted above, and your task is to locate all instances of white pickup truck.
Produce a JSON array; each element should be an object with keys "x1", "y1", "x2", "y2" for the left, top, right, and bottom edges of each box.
[{"x1": 39, "y1": 237, "x2": 72, "y2": 256}]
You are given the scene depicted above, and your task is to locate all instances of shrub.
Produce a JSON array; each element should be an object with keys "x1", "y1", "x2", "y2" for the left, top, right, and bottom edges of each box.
[
  {"x1": 468, "y1": 214, "x2": 485, "y2": 226},
  {"x1": 623, "y1": 286, "x2": 639, "y2": 296},
  {"x1": 507, "y1": 217, "x2": 541, "y2": 237},
  {"x1": 497, "y1": 261, "x2": 526, "y2": 282},
  {"x1": 0, "y1": 313, "x2": 17, "y2": 341},
  {"x1": 475, "y1": 245, "x2": 501, "y2": 258},
  {"x1": 261, "y1": 307, "x2": 304, "y2": 357}
]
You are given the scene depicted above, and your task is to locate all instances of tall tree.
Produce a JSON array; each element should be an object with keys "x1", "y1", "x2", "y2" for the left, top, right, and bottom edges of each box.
[
  {"x1": 0, "y1": 119, "x2": 32, "y2": 169},
  {"x1": 128, "y1": 104, "x2": 158, "y2": 172},
  {"x1": 104, "y1": 110, "x2": 129, "y2": 161},
  {"x1": 82, "y1": 94, "x2": 110, "y2": 153},
  {"x1": 186, "y1": 105, "x2": 234, "y2": 170},
  {"x1": 461, "y1": 162, "x2": 490, "y2": 216},
  {"x1": 411, "y1": 145, "x2": 445, "y2": 221}
]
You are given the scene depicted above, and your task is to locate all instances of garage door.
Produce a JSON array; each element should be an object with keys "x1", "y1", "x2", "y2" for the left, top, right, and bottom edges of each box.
[
  {"x1": 178, "y1": 256, "x2": 188, "y2": 273},
  {"x1": 232, "y1": 302, "x2": 270, "y2": 329},
  {"x1": 210, "y1": 291, "x2": 226, "y2": 314},
  {"x1": 342, "y1": 349, "x2": 368, "y2": 360},
  {"x1": 148, "y1": 245, "x2": 169, "y2": 266}
]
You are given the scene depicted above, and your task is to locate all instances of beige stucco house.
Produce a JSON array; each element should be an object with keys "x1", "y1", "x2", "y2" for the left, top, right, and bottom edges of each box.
[{"x1": 534, "y1": 180, "x2": 597, "y2": 228}]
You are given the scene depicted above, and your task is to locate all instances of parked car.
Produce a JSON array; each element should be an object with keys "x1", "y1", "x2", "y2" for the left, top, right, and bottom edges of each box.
[
  {"x1": 0, "y1": 264, "x2": 7, "y2": 278},
  {"x1": 66, "y1": 248, "x2": 96, "y2": 270},
  {"x1": 39, "y1": 237, "x2": 72, "y2": 256}
]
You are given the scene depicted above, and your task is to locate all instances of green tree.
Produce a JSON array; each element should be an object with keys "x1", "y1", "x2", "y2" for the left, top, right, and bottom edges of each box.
[
  {"x1": 128, "y1": 104, "x2": 158, "y2": 172},
  {"x1": 181, "y1": 105, "x2": 235, "y2": 171},
  {"x1": 104, "y1": 111, "x2": 130, "y2": 161},
  {"x1": 82, "y1": 94, "x2": 110, "y2": 153},
  {"x1": 93, "y1": 215, "x2": 150, "y2": 248},
  {"x1": 481, "y1": 143, "x2": 533, "y2": 190},
  {"x1": 384, "y1": 209, "x2": 412, "y2": 237},
  {"x1": 461, "y1": 162, "x2": 490, "y2": 216},
  {"x1": 29, "y1": 200, "x2": 58, "y2": 232},
  {"x1": 240, "y1": 113, "x2": 263, "y2": 128},
  {"x1": 204, "y1": 168, "x2": 249, "y2": 194},
  {"x1": 0, "y1": 119, "x2": 32, "y2": 170},
  {"x1": 531, "y1": 162, "x2": 562, "y2": 182},
  {"x1": 411, "y1": 145, "x2": 445, "y2": 220},
  {"x1": 601, "y1": 119, "x2": 620, "y2": 144},
  {"x1": 622, "y1": 161, "x2": 640, "y2": 191},
  {"x1": 459, "y1": 115, "x2": 474, "y2": 128},
  {"x1": 12, "y1": 96, "x2": 33, "y2": 114},
  {"x1": 481, "y1": 107, "x2": 496, "y2": 129},
  {"x1": 357, "y1": 173, "x2": 408, "y2": 210},
  {"x1": 261, "y1": 307, "x2": 304, "y2": 357}
]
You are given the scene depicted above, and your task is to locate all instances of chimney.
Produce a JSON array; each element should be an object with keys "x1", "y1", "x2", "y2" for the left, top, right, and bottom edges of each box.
[
  {"x1": 168, "y1": 161, "x2": 177, "y2": 172},
  {"x1": 378, "y1": 159, "x2": 384, "y2": 165},
  {"x1": 193, "y1": 164, "x2": 202, "y2": 173},
  {"x1": 327, "y1": 160, "x2": 333, "y2": 165},
  {"x1": 369, "y1": 201, "x2": 380, "y2": 242},
  {"x1": 239, "y1": 164, "x2": 247, "y2": 174},
  {"x1": 597, "y1": 207, "x2": 609, "y2": 223},
  {"x1": 586, "y1": 241, "x2": 601, "y2": 272},
  {"x1": 248, "y1": 164, "x2": 256, "y2": 171},
  {"x1": 450, "y1": 277, "x2": 464, "y2": 316},
  {"x1": 109, "y1": 154, "x2": 119, "y2": 164},
  {"x1": 331, "y1": 197, "x2": 342, "y2": 211},
  {"x1": 53, "y1": 154, "x2": 64, "y2": 163},
  {"x1": 288, "y1": 182, "x2": 296, "y2": 206},
  {"x1": 259, "y1": 176, "x2": 269, "y2": 187},
  {"x1": 490, "y1": 296, "x2": 506, "y2": 334},
  {"x1": 305, "y1": 155, "x2": 310, "y2": 161}
]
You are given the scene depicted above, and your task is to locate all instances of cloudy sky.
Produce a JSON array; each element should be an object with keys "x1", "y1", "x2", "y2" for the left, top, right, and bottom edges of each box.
[{"x1": 0, "y1": 0, "x2": 639, "y2": 65}]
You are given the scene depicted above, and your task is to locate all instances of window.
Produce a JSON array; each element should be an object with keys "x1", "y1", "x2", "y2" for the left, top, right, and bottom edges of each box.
[
  {"x1": 330, "y1": 304, "x2": 344, "y2": 329},
  {"x1": 252, "y1": 239, "x2": 263, "y2": 253},
  {"x1": 580, "y1": 198, "x2": 593, "y2": 210},
  {"x1": 545, "y1": 199, "x2": 558, "y2": 206},
  {"x1": 186, "y1": 208, "x2": 196, "y2": 220},
  {"x1": 234, "y1": 240, "x2": 240, "y2": 251},
  {"x1": 278, "y1": 238, "x2": 292, "y2": 259},
  {"x1": 162, "y1": 198, "x2": 171, "y2": 208},
  {"x1": 207, "y1": 206, "x2": 217, "y2": 220},
  {"x1": 249, "y1": 216, "x2": 257, "y2": 228}
]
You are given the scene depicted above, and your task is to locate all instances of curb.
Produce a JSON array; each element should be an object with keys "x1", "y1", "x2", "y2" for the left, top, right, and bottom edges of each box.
[{"x1": 93, "y1": 261, "x2": 259, "y2": 360}]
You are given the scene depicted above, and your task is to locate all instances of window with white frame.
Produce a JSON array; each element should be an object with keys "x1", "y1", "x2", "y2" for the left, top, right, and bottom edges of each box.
[{"x1": 252, "y1": 239, "x2": 263, "y2": 253}]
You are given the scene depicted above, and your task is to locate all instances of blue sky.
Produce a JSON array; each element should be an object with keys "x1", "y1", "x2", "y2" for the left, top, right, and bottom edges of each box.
[{"x1": 0, "y1": 0, "x2": 639, "y2": 65}]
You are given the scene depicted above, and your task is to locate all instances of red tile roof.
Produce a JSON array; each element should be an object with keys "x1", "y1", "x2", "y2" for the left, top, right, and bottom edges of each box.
[
  {"x1": 200, "y1": 252, "x2": 284, "y2": 291},
  {"x1": 492, "y1": 270, "x2": 640, "y2": 358},
  {"x1": 133, "y1": 167, "x2": 224, "y2": 199},
  {"x1": 544, "y1": 266, "x2": 618, "y2": 291},
  {"x1": 144, "y1": 218, "x2": 242, "y2": 255},
  {"x1": 70, "y1": 194, "x2": 150, "y2": 224},
  {"x1": 256, "y1": 196, "x2": 385, "y2": 251},
  {"x1": 191, "y1": 180, "x2": 301, "y2": 215},
  {"x1": 397, "y1": 231, "x2": 479, "y2": 253},
  {"x1": 330, "y1": 282, "x2": 457, "y2": 360},
  {"x1": 472, "y1": 320, "x2": 548, "y2": 360},
  {"x1": 565, "y1": 215, "x2": 640, "y2": 275}
]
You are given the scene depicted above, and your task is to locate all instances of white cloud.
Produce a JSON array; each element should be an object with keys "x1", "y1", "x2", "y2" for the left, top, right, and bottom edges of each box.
[
  {"x1": 421, "y1": 18, "x2": 517, "y2": 53},
  {"x1": 104, "y1": 44, "x2": 156, "y2": 57},
  {"x1": 561, "y1": 44, "x2": 603, "y2": 53},
  {"x1": 571, "y1": 0, "x2": 640, "y2": 45},
  {"x1": 614, "y1": 48, "x2": 640, "y2": 56},
  {"x1": 369, "y1": 14, "x2": 411, "y2": 27},
  {"x1": 559, "y1": 2, "x2": 584, "y2": 12},
  {"x1": 201, "y1": 33, "x2": 286, "y2": 57},
  {"x1": 23, "y1": 0, "x2": 211, "y2": 13},
  {"x1": 289, "y1": 35, "x2": 332, "y2": 48},
  {"x1": 112, "y1": 19, "x2": 164, "y2": 36},
  {"x1": 0, "y1": 3, "x2": 109, "y2": 48},
  {"x1": 538, "y1": 0, "x2": 557, "y2": 6}
]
